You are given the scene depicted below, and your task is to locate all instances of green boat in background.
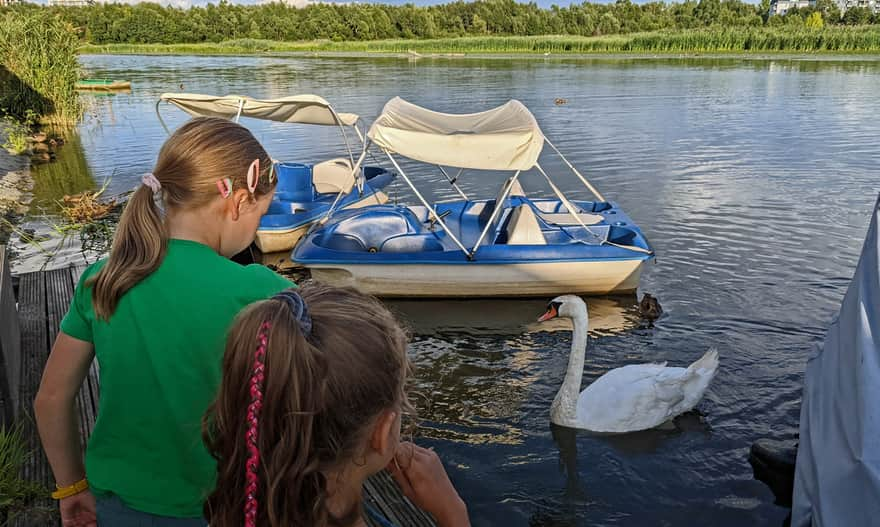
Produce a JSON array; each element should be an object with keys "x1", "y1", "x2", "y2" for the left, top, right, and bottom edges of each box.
[{"x1": 75, "y1": 79, "x2": 132, "y2": 91}]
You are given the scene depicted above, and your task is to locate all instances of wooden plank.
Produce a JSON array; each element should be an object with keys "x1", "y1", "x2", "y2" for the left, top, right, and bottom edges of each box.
[
  {"x1": 0, "y1": 245, "x2": 21, "y2": 426},
  {"x1": 67, "y1": 263, "x2": 100, "y2": 445},
  {"x1": 12, "y1": 271, "x2": 57, "y2": 527},
  {"x1": 364, "y1": 470, "x2": 437, "y2": 527},
  {"x1": 71, "y1": 264, "x2": 87, "y2": 284}
]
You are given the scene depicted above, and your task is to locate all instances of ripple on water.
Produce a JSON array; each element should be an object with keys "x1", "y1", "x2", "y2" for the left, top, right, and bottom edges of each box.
[{"x1": 44, "y1": 54, "x2": 880, "y2": 526}]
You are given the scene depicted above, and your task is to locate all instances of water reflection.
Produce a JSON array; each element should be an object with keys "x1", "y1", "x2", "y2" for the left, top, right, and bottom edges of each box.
[
  {"x1": 390, "y1": 296, "x2": 641, "y2": 337},
  {"x1": 30, "y1": 131, "x2": 96, "y2": 210}
]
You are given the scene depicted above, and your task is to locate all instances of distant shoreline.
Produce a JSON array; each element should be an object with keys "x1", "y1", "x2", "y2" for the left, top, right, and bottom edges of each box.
[
  {"x1": 79, "y1": 47, "x2": 880, "y2": 62},
  {"x1": 77, "y1": 30, "x2": 880, "y2": 58}
]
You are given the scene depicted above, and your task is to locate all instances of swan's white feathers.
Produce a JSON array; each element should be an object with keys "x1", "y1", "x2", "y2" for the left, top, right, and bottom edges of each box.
[{"x1": 547, "y1": 296, "x2": 719, "y2": 433}]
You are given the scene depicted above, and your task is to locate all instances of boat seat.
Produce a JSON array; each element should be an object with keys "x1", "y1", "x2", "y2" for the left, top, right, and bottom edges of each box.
[
  {"x1": 495, "y1": 177, "x2": 526, "y2": 206},
  {"x1": 483, "y1": 177, "x2": 527, "y2": 244},
  {"x1": 506, "y1": 205, "x2": 547, "y2": 245},
  {"x1": 380, "y1": 233, "x2": 445, "y2": 253},
  {"x1": 540, "y1": 212, "x2": 605, "y2": 226},
  {"x1": 313, "y1": 158, "x2": 355, "y2": 194}
]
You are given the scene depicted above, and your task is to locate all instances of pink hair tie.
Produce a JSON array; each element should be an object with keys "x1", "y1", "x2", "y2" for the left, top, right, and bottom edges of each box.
[
  {"x1": 141, "y1": 173, "x2": 161, "y2": 193},
  {"x1": 244, "y1": 321, "x2": 271, "y2": 527}
]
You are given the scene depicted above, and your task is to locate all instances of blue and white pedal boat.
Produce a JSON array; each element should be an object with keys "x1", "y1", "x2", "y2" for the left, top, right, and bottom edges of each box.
[
  {"x1": 293, "y1": 97, "x2": 654, "y2": 297},
  {"x1": 157, "y1": 93, "x2": 394, "y2": 253}
]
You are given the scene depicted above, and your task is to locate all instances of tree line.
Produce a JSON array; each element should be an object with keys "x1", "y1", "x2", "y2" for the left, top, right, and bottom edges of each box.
[{"x1": 7, "y1": 0, "x2": 880, "y2": 45}]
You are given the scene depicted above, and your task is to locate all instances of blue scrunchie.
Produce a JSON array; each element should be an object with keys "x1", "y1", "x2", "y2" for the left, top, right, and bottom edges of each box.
[{"x1": 272, "y1": 289, "x2": 312, "y2": 336}]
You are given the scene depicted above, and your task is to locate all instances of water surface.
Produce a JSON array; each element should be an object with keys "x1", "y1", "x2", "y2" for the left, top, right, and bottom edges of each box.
[{"x1": 39, "y1": 54, "x2": 880, "y2": 525}]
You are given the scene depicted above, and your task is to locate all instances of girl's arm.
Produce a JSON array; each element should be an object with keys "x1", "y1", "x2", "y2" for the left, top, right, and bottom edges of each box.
[
  {"x1": 34, "y1": 331, "x2": 95, "y2": 486},
  {"x1": 389, "y1": 443, "x2": 470, "y2": 527}
]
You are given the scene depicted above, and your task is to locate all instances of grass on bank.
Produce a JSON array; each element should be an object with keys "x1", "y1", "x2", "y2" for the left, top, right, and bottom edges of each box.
[
  {"x1": 0, "y1": 424, "x2": 50, "y2": 522},
  {"x1": 79, "y1": 27, "x2": 880, "y2": 56},
  {"x1": 1, "y1": 112, "x2": 36, "y2": 155}
]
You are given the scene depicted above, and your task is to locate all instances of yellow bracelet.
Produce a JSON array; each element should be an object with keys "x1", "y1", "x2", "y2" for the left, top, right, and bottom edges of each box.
[{"x1": 51, "y1": 478, "x2": 89, "y2": 500}]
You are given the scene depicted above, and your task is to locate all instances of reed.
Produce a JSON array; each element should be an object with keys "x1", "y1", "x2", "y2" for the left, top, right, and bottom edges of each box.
[
  {"x1": 0, "y1": 8, "x2": 82, "y2": 123},
  {"x1": 79, "y1": 27, "x2": 880, "y2": 55}
]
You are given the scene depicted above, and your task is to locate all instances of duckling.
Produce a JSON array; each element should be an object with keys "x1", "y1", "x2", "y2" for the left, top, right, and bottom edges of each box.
[
  {"x1": 638, "y1": 293, "x2": 663, "y2": 321},
  {"x1": 554, "y1": 98, "x2": 567, "y2": 105}
]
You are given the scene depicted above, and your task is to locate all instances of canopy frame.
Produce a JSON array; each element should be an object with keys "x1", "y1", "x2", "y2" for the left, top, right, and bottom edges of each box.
[
  {"x1": 317, "y1": 98, "x2": 648, "y2": 259},
  {"x1": 155, "y1": 93, "x2": 363, "y2": 167}
]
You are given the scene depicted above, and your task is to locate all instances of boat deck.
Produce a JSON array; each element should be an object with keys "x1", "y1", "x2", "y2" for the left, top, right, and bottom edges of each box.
[{"x1": 0, "y1": 247, "x2": 434, "y2": 527}]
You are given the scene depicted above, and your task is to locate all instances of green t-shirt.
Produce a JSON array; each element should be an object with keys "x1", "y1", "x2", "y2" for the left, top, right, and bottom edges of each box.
[{"x1": 60, "y1": 239, "x2": 292, "y2": 518}]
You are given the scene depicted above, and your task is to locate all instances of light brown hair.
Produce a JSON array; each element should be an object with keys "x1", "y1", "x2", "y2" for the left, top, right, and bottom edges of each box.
[
  {"x1": 89, "y1": 116, "x2": 275, "y2": 320},
  {"x1": 203, "y1": 282, "x2": 413, "y2": 527}
]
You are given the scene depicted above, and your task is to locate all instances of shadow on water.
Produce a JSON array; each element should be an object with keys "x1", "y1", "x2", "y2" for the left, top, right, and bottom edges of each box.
[
  {"x1": 388, "y1": 295, "x2": 641, "y2": 338},
  {"x1": 30, "y1": 130, "x2": 96, "y2": 211}
]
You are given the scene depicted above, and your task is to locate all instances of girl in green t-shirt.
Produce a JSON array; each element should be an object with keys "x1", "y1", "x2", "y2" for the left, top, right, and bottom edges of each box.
[
  {"x1": 34, "y1": 117, "x2": 292, "y2": 526},
  {"x1": 203, "y1": 283, "x2": 469, "y2": 527}
]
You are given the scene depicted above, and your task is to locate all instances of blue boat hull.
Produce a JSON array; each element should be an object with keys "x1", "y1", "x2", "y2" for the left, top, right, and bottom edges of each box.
[{"x1": 293, "y1": 197, "x2": 654, "y2": 297}]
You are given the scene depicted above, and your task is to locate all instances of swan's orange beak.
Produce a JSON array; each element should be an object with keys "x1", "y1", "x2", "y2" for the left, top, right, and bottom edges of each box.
[{"x1": 538, "y1": 305, "x2": 558, "y2": 322}]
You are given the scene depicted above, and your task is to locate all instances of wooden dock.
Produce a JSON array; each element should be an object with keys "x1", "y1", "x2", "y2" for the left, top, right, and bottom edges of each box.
[{"x1": 0, "y1": 247, "x2": 435, "y2": 527}]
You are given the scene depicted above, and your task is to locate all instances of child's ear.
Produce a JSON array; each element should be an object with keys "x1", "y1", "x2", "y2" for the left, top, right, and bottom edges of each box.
[
  {"x1": 229, "y1": 189, "x2": 250, "y2": 221},
  {"x1": 369, "y1": 410, "x2": 399, "y2": 457}
]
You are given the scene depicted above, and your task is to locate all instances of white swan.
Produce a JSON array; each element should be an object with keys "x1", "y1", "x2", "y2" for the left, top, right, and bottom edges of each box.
[{"x1": 539, "y1": 295, "x2": 719, "y2": 433}]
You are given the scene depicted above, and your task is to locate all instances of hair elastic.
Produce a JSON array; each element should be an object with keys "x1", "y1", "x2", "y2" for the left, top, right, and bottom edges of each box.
[
  {"x1": 244, "y1": 320, "x2": 271, "y2": 527},
  {"x1": 272, "y1": 289, "x2": 312, "y2": 336},
  {"x1": 141, "y1": 173, "x2": 161, "y2": 193}
]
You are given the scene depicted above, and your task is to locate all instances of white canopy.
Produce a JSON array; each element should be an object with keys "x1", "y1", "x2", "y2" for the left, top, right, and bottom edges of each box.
[
  {"x1": 367, "y1": 97, "x2": 545, "y2": 171},
  {"x1": 792, "y1": 194, "x2": 880, "y2": 526},
  {"x1": 159, "y1": 93, "x2": 359, "y2": 127}
]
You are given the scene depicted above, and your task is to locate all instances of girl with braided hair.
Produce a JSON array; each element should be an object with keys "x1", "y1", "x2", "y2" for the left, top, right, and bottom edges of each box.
[
  {"x1": 34, "y1": 117, "x2": 293, "y2": 526},
  {"x1": 204, "y1": 283, "x2": 470, "y2": 527}
]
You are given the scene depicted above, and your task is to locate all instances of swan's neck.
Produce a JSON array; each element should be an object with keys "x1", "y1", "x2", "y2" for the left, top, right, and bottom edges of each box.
[{"x1": 552, "y1": 309, "x2": 588, "y2": 424}]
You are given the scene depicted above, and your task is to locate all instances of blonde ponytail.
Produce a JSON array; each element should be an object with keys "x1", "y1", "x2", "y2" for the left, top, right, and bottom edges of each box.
[
  {"x1": 90, "y1": 185, "x2": 166, "y2": 320},
  {"x1": 88, "y1": 117, "x2": 275, "y2": 321}
]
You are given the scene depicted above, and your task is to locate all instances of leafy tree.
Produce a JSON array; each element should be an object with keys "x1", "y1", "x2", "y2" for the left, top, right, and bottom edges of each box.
[
  {"x1": 842, "y1": 6, "x2": 872, "y2": 25},
  {"x1": 815, "y1": 0, "x2": 841, "y2": 23},
  {"x1": 805, "y1": 11, "x2": 824, "y2": 28}
]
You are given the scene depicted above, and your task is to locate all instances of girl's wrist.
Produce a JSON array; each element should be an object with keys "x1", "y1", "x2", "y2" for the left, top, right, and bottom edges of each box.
[
  {"x1": 434, "y1": 497, "x2": 468, "y2": 527},
  {"x1": 51, "y1": 477, "x2": 89, "y2": 500}
]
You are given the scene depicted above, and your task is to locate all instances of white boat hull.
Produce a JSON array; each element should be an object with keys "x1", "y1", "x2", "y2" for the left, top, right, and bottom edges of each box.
[
  {"x1": 308, "y1": 259, "x2": 646, "y2": 297},
  {"x1": 254, "y1": 191, "x2": 388, "y2": 253}
]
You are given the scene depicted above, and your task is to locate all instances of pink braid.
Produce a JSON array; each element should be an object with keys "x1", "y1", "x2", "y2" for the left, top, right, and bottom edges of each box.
[{"x1": 244, "y1": 321, "x2": 271, "y2": 527}]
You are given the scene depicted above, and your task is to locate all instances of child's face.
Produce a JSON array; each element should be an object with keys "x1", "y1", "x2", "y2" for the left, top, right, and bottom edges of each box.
[{"x1": 219, "y1": 188, "x2": 275, "y2": 257}]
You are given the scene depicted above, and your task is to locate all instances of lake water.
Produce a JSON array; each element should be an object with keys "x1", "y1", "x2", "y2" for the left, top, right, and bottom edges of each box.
[{"x1": 31, "y1": 54, "x2": 880, "y2": 525}]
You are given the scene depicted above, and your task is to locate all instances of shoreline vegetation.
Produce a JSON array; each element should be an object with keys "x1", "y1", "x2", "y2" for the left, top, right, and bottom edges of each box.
[
  {"x1": 0, "y1": 10, "x2": 81, "y2": 123},
  {"x1": 4, "y1": 0, "x2": 880, "y2": 57},
  {"x1": 78, "y1": 28, "x2": 880, "y2": 56}
]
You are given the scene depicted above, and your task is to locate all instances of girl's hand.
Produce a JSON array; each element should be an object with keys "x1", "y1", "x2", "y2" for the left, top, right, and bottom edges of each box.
[
  {"x1": 387, "y1": 442, "x2": 469, "y2": 527},
  {"x1": 59, "y1": 490, "x2": 97, "y2": 527}
]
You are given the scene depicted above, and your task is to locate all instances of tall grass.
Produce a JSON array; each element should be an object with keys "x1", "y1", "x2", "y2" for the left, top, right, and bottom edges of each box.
[
  {"x1": 0, "y1": 425, "x2": 49, "y2": 520},
  {"x1": 0, "y1": 8, "x2": 82, "y2": 123},
  {"x1": 80, "y1": 26, "x2": 880, "y2": 55}
]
